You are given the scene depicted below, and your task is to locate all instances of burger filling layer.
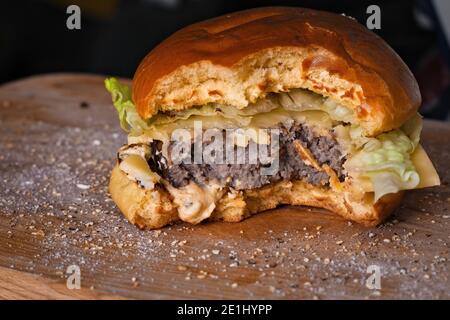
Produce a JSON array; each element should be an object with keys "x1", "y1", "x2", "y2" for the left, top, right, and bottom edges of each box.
[
  {"x1": 147, "y1": 122, "x2": 345, "y2": 190},
  {"x1": 106, "y1": 78, "x2": 439, "y2": 223}
]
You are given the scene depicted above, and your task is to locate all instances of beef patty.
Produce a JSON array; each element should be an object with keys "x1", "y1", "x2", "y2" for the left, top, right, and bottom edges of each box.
[{"x1": 148, "y1": 122, "x2": 346, "y2": 190}]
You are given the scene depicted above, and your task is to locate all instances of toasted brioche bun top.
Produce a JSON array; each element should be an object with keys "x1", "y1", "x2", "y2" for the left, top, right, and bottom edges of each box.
[{"x1": 132, "y1": 7, "x2": 420, "y2": 136}]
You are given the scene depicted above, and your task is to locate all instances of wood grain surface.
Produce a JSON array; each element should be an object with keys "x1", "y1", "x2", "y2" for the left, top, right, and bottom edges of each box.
[{"x1": 0, "y1": 74, "x2": 449, "y2": 300}]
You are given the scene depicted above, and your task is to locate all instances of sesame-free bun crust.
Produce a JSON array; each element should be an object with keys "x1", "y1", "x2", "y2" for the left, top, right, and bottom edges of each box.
[
  {"x1": 133, "y1": 7, "x2": 421, "y2": 136},
  {"x1": 109, "y1": 165, "x2": 403, "y2": 229}
]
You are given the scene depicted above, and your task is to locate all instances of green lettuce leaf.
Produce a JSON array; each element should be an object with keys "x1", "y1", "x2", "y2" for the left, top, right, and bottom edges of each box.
[
  {"x1": 345, "y1": 126, "x2": 421, "y2": 201},
  {"x1": 104, "y1": 78, "x2": 147, "y2": 132}
]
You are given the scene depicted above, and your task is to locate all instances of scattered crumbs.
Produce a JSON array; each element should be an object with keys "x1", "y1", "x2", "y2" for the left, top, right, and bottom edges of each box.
[
  {"x1": 372, "y1": 291, "x2": 381, "y2": 297},
  {"x1": 153, "y1": 230, "x2": 162, "y2": 237},
  {"x1": 0, "y1": 97, "x2": 448, "y2": 301},
  {"x1": 131, "y1": 277, "x2": 139, "y2": 288},
  {"x1": 31, "y1": 230, "x2": 45, "y2": 237}
]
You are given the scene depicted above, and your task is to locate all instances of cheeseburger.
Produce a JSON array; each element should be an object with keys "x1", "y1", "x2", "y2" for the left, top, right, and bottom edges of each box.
[{"x1": 105, "y1": 7, "x2": 440, "y2": 229}]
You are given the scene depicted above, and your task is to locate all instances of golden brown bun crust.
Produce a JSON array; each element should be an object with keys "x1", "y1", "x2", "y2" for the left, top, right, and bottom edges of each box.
[
  {"x1": 133, "y1": 7, "x2": 420, "y2": 136},
  {"x1": 109, "y1": 165, "x2": 178, "y2": 229},
  {"x1": 109, "y1": 165, "x2": 403, "y2": 229}
]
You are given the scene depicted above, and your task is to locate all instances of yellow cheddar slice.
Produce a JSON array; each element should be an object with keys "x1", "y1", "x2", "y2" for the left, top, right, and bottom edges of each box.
[{"x1": 411, "y1": 144, "x2": 440, "y2": 188}]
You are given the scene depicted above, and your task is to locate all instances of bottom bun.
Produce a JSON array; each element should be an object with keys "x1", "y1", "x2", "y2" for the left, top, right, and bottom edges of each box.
[{"x1": 109, "y1": 165, "x2": 403, "y2": 229}]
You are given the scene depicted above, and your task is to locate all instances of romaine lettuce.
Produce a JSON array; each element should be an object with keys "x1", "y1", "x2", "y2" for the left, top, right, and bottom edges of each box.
[
  {"x1": 105, "y1": 78, "x2": 148, "y2": 132},
  {"x1": 345, "y1": 117, "x2": 422, "y2": 201}
]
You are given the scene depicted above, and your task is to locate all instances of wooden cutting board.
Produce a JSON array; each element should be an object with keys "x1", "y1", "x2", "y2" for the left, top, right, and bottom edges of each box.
[{"x1": 0, "y1": 74, "x2": 448, "y2": 300}]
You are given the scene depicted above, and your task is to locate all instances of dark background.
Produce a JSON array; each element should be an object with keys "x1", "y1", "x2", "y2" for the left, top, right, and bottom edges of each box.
[{"x1": 1, "y1": 0, "x2": 450, "y2": 120}]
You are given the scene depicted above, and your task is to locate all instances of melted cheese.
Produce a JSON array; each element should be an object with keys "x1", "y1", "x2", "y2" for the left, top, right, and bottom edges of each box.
[
  {"x1": 229, "y1": 127, "x2": 271, "y2": 147},
  {"x1": 119, "y1": 154, "x2": 160, "y2": 189},
  {"x1": 129, "y1": 108, "x2": 333, "y2": 147},
  {"x1": 411, "y1": 144, "x2": 440, "y2": 188}
]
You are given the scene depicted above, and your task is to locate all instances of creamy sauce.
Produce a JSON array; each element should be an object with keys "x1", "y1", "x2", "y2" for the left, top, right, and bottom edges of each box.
[{"x1": 166, "y1": 182, "x2": 225, "y2": 224}]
